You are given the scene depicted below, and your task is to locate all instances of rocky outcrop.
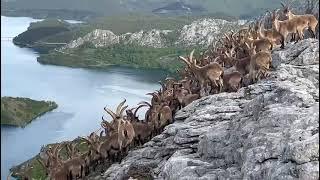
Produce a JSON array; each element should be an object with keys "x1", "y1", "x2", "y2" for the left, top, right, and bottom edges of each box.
[
  {"x1": 175, "y1": 18, "x2": 244, "y2": 47},
  {"x1": 61, "y1": 29, "x2": 171, "y2": 49},
  {"x1": 92, "y1": 39, "x2": 319, "y2": 180},
  {"x1": 60, "y1": 18, "x2": 245, "y2": 50},
  {"x1": 120, "y1": 29, "x2": 172, "y2": 48},
  {"x1": 62, "y1": 29, "x2": 119, "y2": 49}
]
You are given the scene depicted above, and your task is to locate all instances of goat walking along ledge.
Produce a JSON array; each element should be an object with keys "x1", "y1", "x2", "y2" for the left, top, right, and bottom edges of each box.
[{"x1": 9, "y1": 1, "x2": 319, "y2": 179}]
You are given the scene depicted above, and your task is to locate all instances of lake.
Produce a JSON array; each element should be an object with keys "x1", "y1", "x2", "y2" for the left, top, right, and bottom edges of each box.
[{"x1": 1, "y1": 16, "x2": 167, "y2": 179}]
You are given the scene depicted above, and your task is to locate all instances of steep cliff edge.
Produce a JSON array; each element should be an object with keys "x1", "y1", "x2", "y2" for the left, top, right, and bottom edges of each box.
[{"x1": 92, "y1": 39, "x2": 319, "y2": 180}]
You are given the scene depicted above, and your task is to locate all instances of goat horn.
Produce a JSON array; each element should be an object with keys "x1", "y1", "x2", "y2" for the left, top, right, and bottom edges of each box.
[
  {"x1": 80, "y1": 136, "x2": 92, "y2": 145},
  {"x1": 101, "y1": 118, "x2": 111, "y2": 128},
  {"x1": 119, "y1": 105, "x2": 128, "y2": 117},
  {"x1": 146, "y1": 92, "x2": 155, "y2": 97},
  {"x1": 154, "y1": 92, "x2": 161, "y2": 102},
  {"x1": 165, "y1": 77, "x2": 175, "y2": 81},
  {"x1": 147, "y1": 92, "x2": 159, "y2": 102},
  {"x1": 224, "y1": 33, "x2": 231, "y2": 41},
  {"x1": 133, "y1": 104, "x2": 147, "y2": 118},
  {"x1": 53, "y1": 143, "x2": 64, "y2": 159},
  {"x1": 158, "y1": 81, "x2": 166, "y2": 91},
  {"x1": 116, "y1": 99, "x2": 126, "y2": 115},
  {"x1": 179, "y1": 56, "x2": 191, "y2": 67},
  {"x1": 99, "y1": 130, "x2": 104, "y2": 138},
  {"x1": 104, "y1": 107, "x2": 117, "y2": 120},
  {"x1": 245, "y1": 42, "x2": 251, "y2": 49},
  {"x1": 101, "y1": 115, "x2": 108, "y2": 122},
  {"x1": 138, "y1": 101, "x2": 152, "y2": 107},
  {"x1": 189, "y1": 49, "x2": 195, "y2": 64}
]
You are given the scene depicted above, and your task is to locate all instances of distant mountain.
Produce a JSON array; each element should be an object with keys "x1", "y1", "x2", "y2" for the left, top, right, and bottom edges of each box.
[
  {"x1": 152, "y1": 1, "x2": 205, "y2": 15},
  {"x1": 2, "y1": 0, "x2": 308, "y2": 20}
]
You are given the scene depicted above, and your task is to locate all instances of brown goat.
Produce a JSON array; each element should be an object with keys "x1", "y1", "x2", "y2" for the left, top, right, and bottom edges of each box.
[
  {"x1": 247, "y1": 43, "x2": 272, "y2": 82},
  {"x1": 222, "y1": 71, "x2": 243, "y2": 92},
  {"x1": 158, "y1": 103, "x2": 173, "y2": 130},
  {"x1": 63, "y1": 143, "x2": 85, "y2": 179},
  {"x1": 224, "y1": 51, "x2": 251, "y2": 76},
  {"x1": 179, "y1": 50, "x2": 224, "y2": 96},
  {"x1": 271, "y1": 9, "x2": 301, "y2": 48},
  {"x1": 80, "y1": 134, "x2": 101, "y2": 173},
  {"x1": 130, "y1": 121, "x2": 154, "y2": 146},
  {"x1": 258, "y1": 17, "x2": 284, "y2": 46},
  {"x1": 281, "y1": 2, "x2": 318, "y2": 38},
  {"x1": 45, "y1": 144, "x2": 69, "y2": 180},
  {"x1": 174, "y1": 86, "x2": 199, "y2": 108}
]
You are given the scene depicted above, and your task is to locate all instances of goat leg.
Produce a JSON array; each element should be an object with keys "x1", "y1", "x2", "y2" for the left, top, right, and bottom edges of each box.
[
  {"x1": 218, "y1": 78, "x2": 223, "y2": 93},
  {"x1": 280, "y1": 34, "x2": 285, "y2": 49}
]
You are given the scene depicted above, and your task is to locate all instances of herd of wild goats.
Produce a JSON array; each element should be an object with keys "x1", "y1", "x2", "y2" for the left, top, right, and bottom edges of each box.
[{"x1": 18, "y1": 2, "x2": 318, "y2": 180}]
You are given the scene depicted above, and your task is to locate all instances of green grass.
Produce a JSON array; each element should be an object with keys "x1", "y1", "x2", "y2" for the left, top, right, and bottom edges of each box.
[
  {"x1": 1, "y1": 97, "x2": 58, "y2": 127},
  {"x1": 37, "y1": 43, "x2": 203, "y2": 74},
  {"x1": 28, "y1": 19, "x2": 70, "y2": 30}
]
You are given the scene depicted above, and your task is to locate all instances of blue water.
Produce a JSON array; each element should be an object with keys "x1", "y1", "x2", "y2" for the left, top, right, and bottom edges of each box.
[{"x1": 1, "y1": 16, "x2": 166, "y2": 179}]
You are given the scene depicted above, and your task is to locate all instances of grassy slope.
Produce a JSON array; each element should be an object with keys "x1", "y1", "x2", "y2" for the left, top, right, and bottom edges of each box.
[
  {"x1": 1, "y1": 97, "x2": 58, "y2": 127},
  {"x1": 12, "y1": 19, "x2": 71, "y2": 48},
  {"x1": 37, "y1": 43, "x2": 200, "y2": 74}
]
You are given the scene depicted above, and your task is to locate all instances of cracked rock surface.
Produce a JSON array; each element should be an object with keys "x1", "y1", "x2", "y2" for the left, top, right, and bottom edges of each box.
[{"x1": 93, "y1": 39, "x2": 319, "y2": 180}]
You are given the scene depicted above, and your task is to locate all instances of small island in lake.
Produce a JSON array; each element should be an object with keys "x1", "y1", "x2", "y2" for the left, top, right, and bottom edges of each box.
[{"x1": 1, "y1": 96, "x2": 58, "y2": 127}]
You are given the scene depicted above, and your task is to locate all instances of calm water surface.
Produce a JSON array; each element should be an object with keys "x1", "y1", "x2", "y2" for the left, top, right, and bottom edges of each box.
[{"x1": 1, "y1": 16, "x2": 166, "y2": 179}]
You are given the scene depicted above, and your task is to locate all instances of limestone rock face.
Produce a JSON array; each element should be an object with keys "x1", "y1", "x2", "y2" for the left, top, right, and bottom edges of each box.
[
  {"x1": 92, "y1": 39, "x2": 319, "y2": 180},
  {"x1": 60, "y1": 18, "x2": 245, "y2": 50},
  {"x1": 120, "y1": 29, "x2": 172, "y2": 48},
  {"x1": 62, "y1": 29, "x2": 119, "y2": 49},
  {"x1": 175, "y1": 18, "x2": 244, "y2": 47}
]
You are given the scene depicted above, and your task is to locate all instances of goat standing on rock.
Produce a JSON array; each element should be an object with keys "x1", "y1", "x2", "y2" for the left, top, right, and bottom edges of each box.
[{"x1": 18, "y1": 2, "x2": 320, "y2": 179}]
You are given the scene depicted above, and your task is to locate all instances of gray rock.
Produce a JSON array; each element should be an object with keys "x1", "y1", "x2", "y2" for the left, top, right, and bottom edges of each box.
[
  {"x1": 62, "y1": 29, "x2": 120, "y2": 49},
  {"x1": 95, "y1": 39, "x2": 319, "y2": 180},
  {"x1": 175, "y1": 18, "x2": 244, "y2": 47},
  {"x1": 60, "y1": 18, "x2": 245, "y2": 51}
]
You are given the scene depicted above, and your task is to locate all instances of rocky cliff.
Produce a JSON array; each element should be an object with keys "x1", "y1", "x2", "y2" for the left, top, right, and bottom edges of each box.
[
  {"x1": 60, "y1": 18, "x2": 245, "y2": 50},
  {"x1": 91, "y1": 39, "x2": 319, "y2": 180},
  {"x1": 175, "y1": 18, "x2": 244, "y2": 47}
]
